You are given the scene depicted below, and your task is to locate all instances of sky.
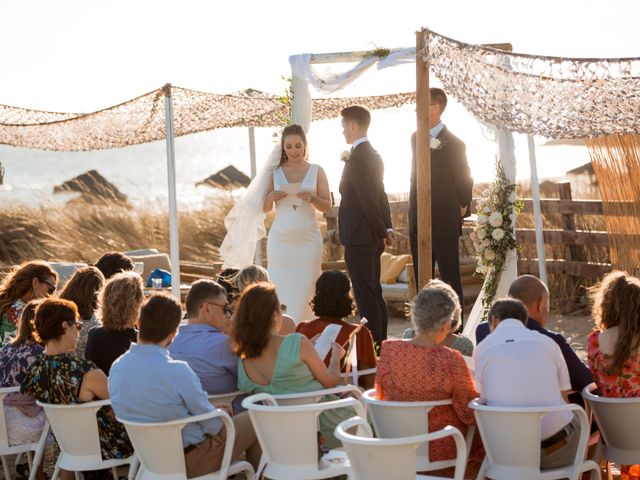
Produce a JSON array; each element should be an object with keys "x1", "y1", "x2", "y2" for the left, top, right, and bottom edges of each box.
[{"x1": 1, "y1": 0, "x2": 639, "y2": 198}]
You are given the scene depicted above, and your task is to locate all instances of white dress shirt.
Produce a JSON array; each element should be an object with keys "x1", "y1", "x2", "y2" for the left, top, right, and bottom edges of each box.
[
  {"x1": 473, "y1": 318, "x2": 572, "y2": 439},
  {"x1": 351, "y1": 136, "x2": 368, "y2": 148}
]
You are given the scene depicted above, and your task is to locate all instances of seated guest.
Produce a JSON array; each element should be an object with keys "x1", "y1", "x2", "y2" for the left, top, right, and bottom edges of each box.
[
  {"x1": 587, "y1": 271, "x2": 640, "y2": 479},
  {"x1": 216, "y1": 267, "x2": 240, "y2": 303},
  {"x1": 236, "y1": 265, "x2": 295, "y2": 334},
  {"x1": 85, "y1": 272, "x2": 142, "y2": 375},
  {"x1": 58, "y1": 266, "x2": 105, "y2": 356},
  {"x1": 0, "y1": 301, "x2": 46, "y2": 447},
  {"x1": 231, "y1": 282, "x2": 349, "y2": 448},
  {"x1": 475, "y1": 275, "x2": 593, "y2": 398},
  {"x1": 474, "y1": 298, "x2": 577, "y2": 470},
  {"x1": 1, "y1": 261, "x2": 58, "y2": 346},
  {"x1": 402, "y1": 280, "x2": 474, "y2": 356},
  {"x1": 94, "y1": 251, "x2": 134, "y2": 280},
  {"x1": 21, "y1": 298, "x2": 133, "y2": 464},
  {"x1": 376, "y1": 283, "x2": 482, "y2": 469},
  {"x1": 296, "y1": 270, "x2": 377, "y2": 389},
  {"x1": 109, "y1": 294, "x2": 261, "y2": 477},
  {"x1": 169, "y1": 280, "x2": 237, "y2": 395}
]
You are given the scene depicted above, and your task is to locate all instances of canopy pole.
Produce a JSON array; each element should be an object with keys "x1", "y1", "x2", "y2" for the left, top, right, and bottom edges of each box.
[
  {"x1": 163, "y1": 84, "x2": 181, "y2": 300},
  {"x1": 249, "y1": 126, "x2": 263, "y2": 265},
  {"x1": 527, "y1": 135, "x2": 548, "y2": 286},
  {"x1": 416, "y1": 29, "x2": 432, "y2": 289}
]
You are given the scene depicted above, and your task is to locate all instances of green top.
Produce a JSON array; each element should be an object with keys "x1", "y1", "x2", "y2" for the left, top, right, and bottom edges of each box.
[{"x1": 238, "y1": 333, "x2": 322, "y2": 395}]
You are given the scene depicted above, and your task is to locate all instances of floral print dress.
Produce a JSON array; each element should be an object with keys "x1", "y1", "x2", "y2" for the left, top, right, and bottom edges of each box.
[
  {"x1": 588, "y1": 329, "x2": 640, "y2": 479},
  {"x1": 20, "y1": 353, "x2": 133, "y2": 460},
  {"x1": 0, "y1": 299, "x2": 26, "y2": 347}
]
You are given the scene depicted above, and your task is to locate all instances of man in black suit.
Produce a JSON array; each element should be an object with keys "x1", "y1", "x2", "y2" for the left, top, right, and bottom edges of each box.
[
  {"x1": 339, "y1": 106, "x2": 394, "y2": 346},
  {"x1": 409, "y1": 88, "x2": 473, "y2": 317}
]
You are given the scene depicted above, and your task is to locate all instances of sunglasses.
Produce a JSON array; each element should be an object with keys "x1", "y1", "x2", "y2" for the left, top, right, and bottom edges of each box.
[
  {"x1": 40, "y1": 279, "x2": 57, "y2": 295},
  {"x1": 204, "y1": 301, "x2": 233, "y2": 317},
  {"x1": 67, "y1": 320, "x2": 83, "y2": 332}
]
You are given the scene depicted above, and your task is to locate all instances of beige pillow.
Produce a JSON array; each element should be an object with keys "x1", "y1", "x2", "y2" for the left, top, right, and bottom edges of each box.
[{"x1": 380, "y1": 252, "x2": 412, "y2": 284}]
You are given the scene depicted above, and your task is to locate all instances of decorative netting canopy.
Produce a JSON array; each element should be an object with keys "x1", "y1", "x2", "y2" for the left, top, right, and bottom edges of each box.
[
  {"x1": 424, "y1": 30, "x2": 640, "y2": 139},
  {"x1": 0, "y1": 85, "x2": 414, "y2": 152}
]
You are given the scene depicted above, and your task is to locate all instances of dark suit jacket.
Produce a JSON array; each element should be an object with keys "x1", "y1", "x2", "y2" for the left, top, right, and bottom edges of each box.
[
  {"x1": 339, "y1": 141, "x2": 392, "y2": 246},
  {"x1": 475, "y1": 318, "x2": 593, "y2": 394},
  {"x1": 409, "y1": 127, "x2": 473, "y2": 240}
]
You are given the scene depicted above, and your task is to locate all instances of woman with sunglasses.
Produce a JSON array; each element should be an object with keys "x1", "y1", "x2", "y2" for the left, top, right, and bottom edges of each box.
[
  {"x1": 85, "y1": 272, "x2": 143, "y2": 375},
  {"x1": 21, "y1": 298, "x2": 133, "y2": 473},
  {"x1": 0, "y1": 260, "x2": 58, "y2": 347}
]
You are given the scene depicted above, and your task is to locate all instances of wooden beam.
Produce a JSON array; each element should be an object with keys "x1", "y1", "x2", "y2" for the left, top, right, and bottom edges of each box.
[{"x1": 416, "y1": 29, "x2": 432, "y2": 290}]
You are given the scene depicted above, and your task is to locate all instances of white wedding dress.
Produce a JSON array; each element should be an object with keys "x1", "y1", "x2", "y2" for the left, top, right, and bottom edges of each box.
[{"x1": 267, "y1": 164, "x2": 322, "y2": 323}]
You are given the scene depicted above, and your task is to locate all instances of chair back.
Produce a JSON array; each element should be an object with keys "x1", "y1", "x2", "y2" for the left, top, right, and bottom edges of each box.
[
  {"x1": 0, "y1": 387, "x2": 19, "y2": 450},
  {"x1": 37, "y1": 400, "x2": 109, "y2": 470},
  {"x1": 583, "y1": 383, "x2": 640, "y2": 465},
  {"x1": 207, "y1": 391, "x2": 243, "y2": 407},
  {"x1": 272, "y1": 384, "x2": 361, "y2": 406},
  {"x1": 242, "y1": 393, "x2": 364, "y2": 479},
  {"x1": 470, "y1": 400, "x2": 594, "y2": 479},
  {"x1": 362, "y1": 389, "x2": 457, "y2": 471},
  {"x1": 335, "y1": 416, "x2": 467, "y2": 480}
]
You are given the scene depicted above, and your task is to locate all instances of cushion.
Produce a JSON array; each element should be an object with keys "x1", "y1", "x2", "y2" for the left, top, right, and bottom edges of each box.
[
  {"x1": 49, "y1": 262, "x2": 88, "y2": 285},
  {"x1": 380, "y1": 253, "x2": 412, "y2": 284},
  {"x1": 397, "y1": 266, "x2": 409, "y2": 284},
  {"x1": 128, "y1": 253, "x2": 171, "y2": 281}
]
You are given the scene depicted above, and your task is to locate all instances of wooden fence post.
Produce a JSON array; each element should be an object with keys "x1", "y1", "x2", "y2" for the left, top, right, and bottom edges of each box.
[{"x1": 558, "y1": 181, "x2": 583, "y2": 294}]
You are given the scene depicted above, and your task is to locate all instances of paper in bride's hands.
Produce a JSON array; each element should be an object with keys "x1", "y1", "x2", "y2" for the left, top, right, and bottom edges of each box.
[
  {"x1": 279, "y1": 182, "x2": 303, "y2": 206},
  {"x1": 313, "y1": 323, "x2": 342, "y2": 360}
]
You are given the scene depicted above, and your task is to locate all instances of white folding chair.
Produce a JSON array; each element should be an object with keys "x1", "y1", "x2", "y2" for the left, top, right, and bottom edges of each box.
[
  {"x1": 470, "y1": 399, "x2": 600, "y2": 480},
  {"x1": 583, "y1": 383, "x2": 640, "y2": 478},
  {"x1": 271, "y1": 384, "x2": 362, "y2": 406},
  {"x1": 0, "y1": 387, "x2": 49, "y2": 480},
  {"x1": 118, "y1": 408, "x2": 254, "y2": 480},
  {"x1": 37, "y1": 399, "x2": 138, "y2": 480},
  {"x1": 242, "y1": 392, "x2": 365, "y2": 479},
  {"x1": 362, "y1": 388, "x2": 475, "y2": 474},
  {"x1": 335, "y1": 416, "x2": 467, "y2": 480},
  {"x1": 207, "y1": 391, "x2": 243, "y2": 407}
]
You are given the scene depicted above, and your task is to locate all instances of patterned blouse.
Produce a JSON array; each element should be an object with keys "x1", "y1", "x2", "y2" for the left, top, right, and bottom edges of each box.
[
  {"x1": 0, "y1": 299, "x2": 26, "y2": 347},
  {"x1": 20, "y1": 353, "x2": 133, "y2": 459},
  {"x1": 0, "y1": 342, "x2": 44, "y2": 388},
  {"x1": 587, "y1": 329, "x2": 640, "y2": 398}
]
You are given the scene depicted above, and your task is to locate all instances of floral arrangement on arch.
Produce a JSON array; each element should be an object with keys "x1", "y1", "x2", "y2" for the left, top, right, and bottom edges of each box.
[{"x1": 470, "y1": 160, "x2": 522, "y2": 316}]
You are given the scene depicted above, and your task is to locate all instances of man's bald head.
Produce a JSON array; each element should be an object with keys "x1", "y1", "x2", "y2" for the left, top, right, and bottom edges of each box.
[{"x1": 508, "y1": 275, "x2": 550, "y2": 324}]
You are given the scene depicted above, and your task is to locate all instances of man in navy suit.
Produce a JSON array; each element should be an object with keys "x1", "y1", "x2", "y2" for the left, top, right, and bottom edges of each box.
[{"x1": 338, "y1": 106, "x2": 394, "y2": 346}]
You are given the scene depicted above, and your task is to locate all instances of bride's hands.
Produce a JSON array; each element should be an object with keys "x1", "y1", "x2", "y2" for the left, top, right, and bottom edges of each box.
[
  {"x1": 269, "y1": 191, "x2": 288, "y2": 202},
  {"x1": 297, "y1": 191, "x2": 315, "y2": 202}
]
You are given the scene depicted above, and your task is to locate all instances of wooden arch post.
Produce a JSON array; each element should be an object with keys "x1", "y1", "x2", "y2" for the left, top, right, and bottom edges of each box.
[{"x1": 415, "y1": 29, "x2": 432, "y2": 290}]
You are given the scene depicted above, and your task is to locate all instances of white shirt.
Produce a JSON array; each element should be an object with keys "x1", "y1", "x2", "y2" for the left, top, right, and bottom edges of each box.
[
  {"x1": 430, "y1": 122, "x2": 445, "y2": 139},
  {"x1": 352, "y1": 136, "x2": 368, "y2": 148},
  {"x1": 473, "y1": 319, "x2": 572, "y2": 439}
]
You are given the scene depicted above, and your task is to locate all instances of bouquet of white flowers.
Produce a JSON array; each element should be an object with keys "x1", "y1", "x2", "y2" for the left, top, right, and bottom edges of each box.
[{"x1": 471, "y1": 160, "x2": 521, "y2": 316}]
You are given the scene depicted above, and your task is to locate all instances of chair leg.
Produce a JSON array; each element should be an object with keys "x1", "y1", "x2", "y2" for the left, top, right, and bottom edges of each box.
[
  {"x1": 127, "y1": 458, "x2": 139, "y2": 480},
  {"x1": 50, "y1": 466, "x2": 61, "y2": 480},
  {"x1": 2, "y1": 455, "x2": 13, "y2": 480},
  {"x1": 475, "y1": 457, "x2": 489, "y2": 480},
  {"x1": 74, "y1": 471, "x2": 82, "y2": 480}
]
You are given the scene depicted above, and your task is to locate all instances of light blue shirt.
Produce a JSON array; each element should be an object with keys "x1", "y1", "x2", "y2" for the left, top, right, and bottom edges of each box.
[
  {"x1": 169, "y1": 323, "x2": 238, "y2": 394},
  {"x1": 109, "y1": 343, "x2": 221, "y2": 447},
  {"x1": 352, "y1": 136, "x2": 368, "y2": 148},
  {"x1": 430, "y1": 122, "x2": 445, "y2": 139}
]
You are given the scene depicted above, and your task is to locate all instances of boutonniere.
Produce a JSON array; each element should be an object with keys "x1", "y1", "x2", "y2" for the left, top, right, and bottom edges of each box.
[
  {"x1": 430, "y1": 138, "x2": 443, "y2": 151},
  {"x1": 340, "y1": 150, "x2": 351, "y2": 162}
]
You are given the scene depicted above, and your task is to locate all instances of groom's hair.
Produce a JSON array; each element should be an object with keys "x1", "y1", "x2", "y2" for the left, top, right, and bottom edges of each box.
[
  {"x1": 430, "y1": 88, "x2": 448, "y2": 111},
  {"x1": 341, "y1": 106, "x2": 371, "y2": 129}
]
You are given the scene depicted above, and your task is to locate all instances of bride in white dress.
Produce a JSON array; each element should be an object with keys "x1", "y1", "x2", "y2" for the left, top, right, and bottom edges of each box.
[{"x1": 262, "y1": 125, "x2": 331, "y2": 322}]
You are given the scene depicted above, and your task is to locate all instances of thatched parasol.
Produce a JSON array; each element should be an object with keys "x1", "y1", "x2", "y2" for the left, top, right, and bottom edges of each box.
[
  {"x1": 197, "y1": 165, "x2": 251, "y2": 190},
  {"x1": 54, "y1": 169, "x2": 127, "y2": 203}
]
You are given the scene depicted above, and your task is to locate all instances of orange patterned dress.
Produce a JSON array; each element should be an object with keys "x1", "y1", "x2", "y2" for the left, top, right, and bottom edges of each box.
[
  {"x1": 588, "y1": 330, "x2": 640, "y2": 480},
  {"x1": 375, "y1": 339, "x2": 482, "y2": 463}
]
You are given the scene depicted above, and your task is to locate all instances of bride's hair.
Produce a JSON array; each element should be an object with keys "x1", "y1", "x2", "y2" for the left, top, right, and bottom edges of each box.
[
  {"x1": 279, "y1": 124, "x2": 307, "y2": 166},
  {"x1": 230, "y1": 282, "x2": 280, "y2": 359}
]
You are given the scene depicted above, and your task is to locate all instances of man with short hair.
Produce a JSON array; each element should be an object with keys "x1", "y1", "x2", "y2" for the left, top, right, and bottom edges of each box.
[
  {"x1": 94, "y1": 251, "x2": 134, "y2": 280},
  {"x1": 109, "y1": 294, "x2": 261, "y2": 477},
  {"x1": 474, "y1": 298, "x2": 580, "y2": 470},
  {"x1": 169, "y1": 280, "x2": 237, "y2": 395},
  {"x1": 339, "y1": 105, "x2": 394, "y2": 346},
  {"x1": 475, "y1": 275, "x2": 593, "y2": 397}
]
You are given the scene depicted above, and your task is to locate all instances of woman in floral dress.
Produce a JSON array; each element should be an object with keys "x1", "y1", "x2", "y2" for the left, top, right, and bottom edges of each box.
[
  {"x1": 587, "y1": 271, "x2": 640, "y2": 480},
  {"x1": 0, "y1": 261, "x2": 58, "y2": 346},
  {"x1": 21, "y1": 298, "x2": 133, "y2": 464}
]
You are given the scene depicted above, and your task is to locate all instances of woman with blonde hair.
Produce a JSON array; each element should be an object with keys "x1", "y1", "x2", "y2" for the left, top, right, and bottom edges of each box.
[
  {"x1": 85, "y1": 272, "x2": 143, "y2": 375},
  {"x1": 0, "y1": 261, "x2": 58, "y2": 347},
  {"x1": 58, "y1": 266, "x2": 105, "y2": 356},
  {"x1": 587, "y1": 270, "x2": 640, "y2": 479}
]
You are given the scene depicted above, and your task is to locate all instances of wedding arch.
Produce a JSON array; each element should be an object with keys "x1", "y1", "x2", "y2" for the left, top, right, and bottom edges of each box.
[{"x1": 0, "y1": 84, "x2": 414, "y2": 298}]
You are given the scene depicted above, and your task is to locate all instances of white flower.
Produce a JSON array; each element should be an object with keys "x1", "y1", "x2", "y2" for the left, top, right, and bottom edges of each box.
[
  {"x1": 476, "y1": 228, "x2": 487, "y2": 240},
  {"x1": 483, "y1": 207, "x2": 491, "y2": 214},
  {"x1": 484, "y1": 249, "x2": 496, "y2": 261},
  {"x1": 478, "y1": 215, "x2": 489, "y2": 225},
  {"x1": 340, "y1": 150, "x2": 351, "y2": 162},
  {"x1": 430, "y1": 138, "x2": 442, "y2": 150},
  {"x1": 491, "y1": 228, "x2": 505, "y2": 241},
  {"x1": 476, "y1": 265, "x2": 488, "y2": 274},
  {"x1": 488, "y1": 211, "x2": 503, "y2": 227}
]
